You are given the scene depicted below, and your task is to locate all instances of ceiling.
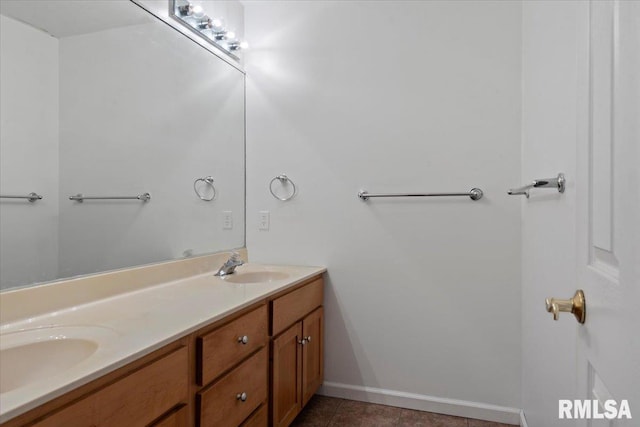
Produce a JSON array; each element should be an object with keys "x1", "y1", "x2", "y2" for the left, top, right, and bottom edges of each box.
[{"x1": 0, "y1": 0, "x2": 153, "y2": 38}]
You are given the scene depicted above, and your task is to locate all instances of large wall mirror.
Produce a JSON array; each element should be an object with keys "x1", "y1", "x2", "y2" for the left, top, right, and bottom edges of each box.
[{"x1": 0, "y1": 0, "x2": 246, "y2": 291}]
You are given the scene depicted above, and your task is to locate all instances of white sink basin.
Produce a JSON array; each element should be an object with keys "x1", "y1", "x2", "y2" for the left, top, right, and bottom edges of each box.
[
  {"x1": 222, "y1": 271, "x2": 290, "y2": 284},
  {"x1": 0, "y1": 326, "x2": 117, "y2": 394}
]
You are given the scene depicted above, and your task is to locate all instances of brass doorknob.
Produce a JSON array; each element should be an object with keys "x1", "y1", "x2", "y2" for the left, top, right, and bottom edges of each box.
[{"x1": 545, "y1": 290, "x2": 586, "y2": 324}]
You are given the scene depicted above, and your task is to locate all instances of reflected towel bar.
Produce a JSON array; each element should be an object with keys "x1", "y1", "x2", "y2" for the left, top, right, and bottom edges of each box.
[
  {"x1": 358, "y1": 188, "x2": 483, "y2": 201},
  {"x1": 0, "y1": 193, "x2": 43, "y2": 202},
  {"x1": 69, "y1": 193, "x2": 151, "y2": 202}
]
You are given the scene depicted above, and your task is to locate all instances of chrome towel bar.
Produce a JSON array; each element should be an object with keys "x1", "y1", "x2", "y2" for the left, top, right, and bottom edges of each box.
[
  {"x1": 69, "y1": 193, "x2": 151, "y2": 202},
  {"x1": 358, "y1": 188, "x2": 483, "y2": 201},
  {"x1": 508, "y1": 173, "x2": 565, "y2": 198},
  {"x1": 0, "y1": 193, "x2": 43, "y2": 202}
]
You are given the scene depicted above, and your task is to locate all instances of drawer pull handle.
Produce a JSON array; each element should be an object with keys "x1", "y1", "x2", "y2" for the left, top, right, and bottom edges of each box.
[
  {"x1": 238, "y1": 335, "x2": 249, "y2": 345},
  {"x1": 237, "y1": 392, "x2": 248, "y2": 402}
]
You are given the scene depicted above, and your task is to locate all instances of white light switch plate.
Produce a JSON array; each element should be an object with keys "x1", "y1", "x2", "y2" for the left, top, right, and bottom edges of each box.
[
  {"x1": 259, "y1": 211, "x2": 270, "y2": 230},
  {"x1": 222, "y1": 211, "x2": 233, "y2": 230}
]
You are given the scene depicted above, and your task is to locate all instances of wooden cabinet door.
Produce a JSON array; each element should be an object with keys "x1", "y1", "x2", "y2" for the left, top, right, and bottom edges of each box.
[
  {"x1": 301, "y1": 307, "x2": 323, "y2": 406},
  {"x1": 271, "y1": 322, "x2": 302, "y2": 427}
]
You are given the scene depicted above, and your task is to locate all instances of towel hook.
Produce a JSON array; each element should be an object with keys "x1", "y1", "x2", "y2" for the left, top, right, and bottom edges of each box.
[
  {"x1": 269, "y1": 174, "x2": 296, "y2": 201},
  {"x1": 508, "y1": 173, "x2": 565, "y2": 198},
  {"x1": 194, "y1": 176, "x2": 216, "y2": 201}
]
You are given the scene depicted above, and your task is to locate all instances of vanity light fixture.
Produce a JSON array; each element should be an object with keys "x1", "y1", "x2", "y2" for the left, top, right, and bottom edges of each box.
[{"x1": 170, "y1": 0, "x2": 248, "y2": 60}]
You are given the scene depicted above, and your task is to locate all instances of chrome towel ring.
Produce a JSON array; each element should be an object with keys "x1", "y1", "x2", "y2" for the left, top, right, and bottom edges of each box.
[
  {"x1": 194, "y1": 176, "x2": 216, "y2": 201},
  {"x1": 269, "y1": 174, "x2": 296, "y2": 201}
]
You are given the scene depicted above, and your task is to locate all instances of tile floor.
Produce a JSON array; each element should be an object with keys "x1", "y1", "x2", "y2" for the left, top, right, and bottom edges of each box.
[{"x1": 291, "y1": 396, "x2": 518, "y2": 427}]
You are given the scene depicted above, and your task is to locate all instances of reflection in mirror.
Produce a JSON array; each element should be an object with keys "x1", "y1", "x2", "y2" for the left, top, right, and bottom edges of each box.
[
  {"x1": 169, "y1": 0, "x2": 249, "y2": 58},
  {"x1": 0, "y1": 0, "x2": 245, "y2": 290}
]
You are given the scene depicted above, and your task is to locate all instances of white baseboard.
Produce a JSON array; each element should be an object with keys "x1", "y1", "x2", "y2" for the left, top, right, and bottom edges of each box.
[
  {"x1": 318, "y1": 381, "x2": 521, "y2": 425},
  {"x1": 520, "y1": 410, "x2": 529, "y2": 427}
]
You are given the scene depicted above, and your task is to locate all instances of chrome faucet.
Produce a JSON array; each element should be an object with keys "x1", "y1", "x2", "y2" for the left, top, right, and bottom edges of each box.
[{"x1": 214, "y1": 252, "x2": 245, "y2": 276}]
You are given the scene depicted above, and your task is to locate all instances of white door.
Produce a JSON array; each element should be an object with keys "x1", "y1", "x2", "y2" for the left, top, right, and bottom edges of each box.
[
  {"x1": 521, "y1": 1, "x2": 639, "y2": 426},
  {"x1": 574, "y1": 0, "x2": 639, "y2": 425}
]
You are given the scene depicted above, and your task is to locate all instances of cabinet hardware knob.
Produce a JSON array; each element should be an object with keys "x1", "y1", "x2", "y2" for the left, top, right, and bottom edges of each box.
[
  {"x1": 236, "y1": 392, "x2": 247, "y2": 402},
  {"x1": 298, "y1": 338, "x2": 307, "y2": 345},
  {"x1": 545, "y1": 290, "x2": 586, "y2": 324},
  {"x1": 305, "y1": 336, "x2": 312, "y2": 343},
  {"x1": 238, "y1": 335, "x2": 249, "y2": 345}
]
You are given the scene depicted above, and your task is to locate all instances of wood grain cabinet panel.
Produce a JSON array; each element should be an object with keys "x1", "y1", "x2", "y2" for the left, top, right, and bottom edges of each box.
[
  {"x1": 197, "y1": 348, "x2": 268, "y2": 427},
  {"x1": 32, "y1": 346, "x2": 188, "y2": 427},
  {"x1": 197, "y1": 305, "x2": 268, "y2": 386},
  {"x1": 302, "y1": 307, "x2": 323, "y2": 407},
  {"x1": 271, "y1": 279, "x2": 323, "y2": 336},
  {"x1": 239, "y1": 404, "x2": 267, "y2": 427},
  {"x1": 271, "y1": 323, "x2": 303, "y2": 427},
  {"x1": 271, "y1": 278, "x2": 324, "y2": 427},
  {"x1": 150, "y1": 405, "x2": 188, "y2": 427}
]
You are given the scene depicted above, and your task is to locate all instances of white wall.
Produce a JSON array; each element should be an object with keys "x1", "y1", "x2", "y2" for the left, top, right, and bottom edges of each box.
[
  {"x1": 245, "y1": 0, "x2": 522, "y2": 419},
  {"x1": 58, "y1": 20, "x2": 245, "y2": 278},
  {"x1": 0, "y1": 15, "x2": 59, "y2": 289},
  {"x1": 520, "y1": 2, "x2": 581, "y2": 426}
]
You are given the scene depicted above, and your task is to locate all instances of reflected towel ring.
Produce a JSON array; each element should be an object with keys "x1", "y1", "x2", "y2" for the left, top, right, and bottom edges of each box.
[
  {"x1": 269, "y1": 174, "x2": 296, "y2": 201},
  {"x1": 194, "y1": 176, "x2": 216, "y2": 201}
]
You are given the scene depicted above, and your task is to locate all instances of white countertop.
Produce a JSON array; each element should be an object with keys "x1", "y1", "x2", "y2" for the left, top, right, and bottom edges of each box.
[{"x1": 0, "y1": 262, "x2": 326, "y2": 423}]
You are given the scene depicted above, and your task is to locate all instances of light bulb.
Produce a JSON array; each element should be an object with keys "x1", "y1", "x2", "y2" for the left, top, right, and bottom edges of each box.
[
  {"x1": 177, "y1": 2, "x2": 205, "y2": 18},
  {"x1": 191, "y1": 4, "x2": 205, "y2": 18},
  {"x1": 211, "y1": 18, "x2": 223, "y2": 30},
  {"x1": 229, "y1": 40, "x2": 249, "y2": 51},
  {"x1": 214, "y1": 30, "x2": 235, "y2": 41}
]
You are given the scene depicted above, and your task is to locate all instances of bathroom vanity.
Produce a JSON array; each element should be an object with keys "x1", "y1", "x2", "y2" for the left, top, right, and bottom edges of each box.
[{"x1": 0, "y1": 253, "x2": 325, "y2": 427}]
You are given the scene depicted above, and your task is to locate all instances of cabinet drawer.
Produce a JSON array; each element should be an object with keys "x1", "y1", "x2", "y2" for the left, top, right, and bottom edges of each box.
[
  {"x1": 197, "y1": 348, "x2": 268, "y2": 427},
  {"x1": 240, "y1": 404, "x2": 267, "y2": 427},
  {"x1": 33, "y1": 346, "x2": 188, "y2": 427},
  {"x1": 271, "y1": 278, "x2": 323, "y2": 336},
  {"x1": 197, "y1": 305, "x2": 268, "y2": 386}
]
